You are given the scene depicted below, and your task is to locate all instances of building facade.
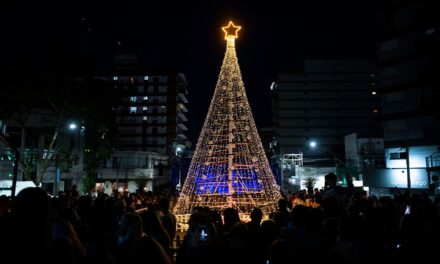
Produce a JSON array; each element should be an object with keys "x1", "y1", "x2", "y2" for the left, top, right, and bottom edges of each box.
[
  {"x1": 272, "y1": 60, "x2": 380, "y2": 160},
  {"x1": 93, "y1": 57, "x2": 191, "y2": 190},
  {"x1": 94, "y1": 70, "x2": 190, "y2": 156},
  {"x1": 375, "y1": 0, "x2": 440, "y2": 149},
  {"x1": 374, "y1": 0, "x2": 440, "y2": 192}
]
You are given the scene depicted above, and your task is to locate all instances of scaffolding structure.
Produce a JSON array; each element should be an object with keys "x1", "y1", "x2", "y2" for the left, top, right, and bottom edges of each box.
[{"x1": 279, "y1": 153, "x2": 303, "y2": 190}]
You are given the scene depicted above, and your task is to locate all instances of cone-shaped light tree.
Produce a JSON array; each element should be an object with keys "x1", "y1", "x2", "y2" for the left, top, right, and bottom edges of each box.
[{"x1": 175, "y1": 21, "x2": 282, "y2": 215}]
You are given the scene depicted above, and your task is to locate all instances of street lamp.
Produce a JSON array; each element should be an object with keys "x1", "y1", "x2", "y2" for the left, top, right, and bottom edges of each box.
[
  {"x1": 309, "y1": 141, "x2": 317, "y2": 148},
  {"x1": 175, "y1": 146, "x2": 183, "y2": 192},
  {"x1": 69, "y1": 123, "x2": 78, "y2": 130},
  {"x1": 54, "y1": 122, "x2": 80, "y2": 195},
  {"x1": 62, "y1": 121, "x2": 85, "y2": 194}
]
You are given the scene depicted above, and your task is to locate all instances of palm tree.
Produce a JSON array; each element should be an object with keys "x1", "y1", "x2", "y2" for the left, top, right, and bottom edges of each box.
[{"x1": 304, "y1": 177, "x2": 316, "y2": 196}]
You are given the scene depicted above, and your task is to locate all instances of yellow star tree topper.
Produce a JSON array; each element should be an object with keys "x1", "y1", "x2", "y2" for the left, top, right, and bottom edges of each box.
[{"x1": 222, "y1": 21, "x2": 241, "y2": 39}]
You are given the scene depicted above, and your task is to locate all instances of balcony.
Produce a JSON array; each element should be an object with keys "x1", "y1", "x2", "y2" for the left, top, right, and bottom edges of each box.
[
  {"x1": 177, "y1": 86, "x2": 189, "y2": 104},
  {"x1": 177, "y1": 112, "x2": 188, "y2": 122},
  {"x1": 177, "y1": 123, "x2": 188, "y2": 131},
  {"x1": 177, "y1": 133, "x2": 187, "y2": 140}
]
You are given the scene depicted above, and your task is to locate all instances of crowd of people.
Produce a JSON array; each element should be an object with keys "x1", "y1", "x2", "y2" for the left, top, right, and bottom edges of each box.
[{"x1": 0, "y1": 173, "x2": 439, "y2": 264}]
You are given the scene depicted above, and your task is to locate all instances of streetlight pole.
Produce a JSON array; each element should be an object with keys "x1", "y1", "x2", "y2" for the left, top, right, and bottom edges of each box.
[
  {"x1": 67, "y1": 121, "x2": 85, "y2": 192},
  {"x1": 405, "y1": 145, "x2": 411, "y2": 190},
  {"x1": 176, "y1": 146, "x2": 182, "y2": 192}
]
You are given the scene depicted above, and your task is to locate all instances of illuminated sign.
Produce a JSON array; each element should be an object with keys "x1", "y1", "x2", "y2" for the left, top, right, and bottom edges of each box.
[{"x1": 363, "y1": 168, "x2": 428, "y2": 189}]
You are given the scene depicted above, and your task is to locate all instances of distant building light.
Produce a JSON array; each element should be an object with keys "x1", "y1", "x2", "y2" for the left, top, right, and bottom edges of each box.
[
  {"x1": 372, "y1": 91, "x2": 376, "y2": 95},
  {"x1": 370, "y1": 74, "x2": 375, "y2": 78},
  {"x1": 373, "y1": 109, "x2": 378, "y2": 113},
  {"x1": 143, "y1": 116, "x2": 148, "y2": 121},
  {"x1": 144, "y1": 76, "x2": 149, "y2": 81},
  {"x1": 129, "y1": 107, "x2": 137, "y2": 114},
  {"x1": 309, "y1": 141, "x2": 317, "y2": 148},
  {"x1": 143, "y1": 96, "x2": 148, "y2": 101},
  {"x1": 130, "y1": 96, "x2": 137, "y2": 102},
  {"x1": 143, "y1": 106, "x2": 148, "y2": 111},
  {"x1": 270, "y1": 82, "x2": 276, "y2": 91},
  {"x1": 113, "y1": 76, "x2": 118, "y2": 81}
]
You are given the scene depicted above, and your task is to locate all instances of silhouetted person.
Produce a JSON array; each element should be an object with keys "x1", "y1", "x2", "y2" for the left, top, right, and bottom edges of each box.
[
  {"x1": 246, "y1": 207, "x2": 264, "y2": 264},
  {"x1": 158, "y1": 197, "x2": 177, "y2": 242},
  {"x1": 3, "y1": 187, "x2": 55, "y2": 262},
  {"x1": 247, "y1": 207, "x2": 263, "y2": 234},
  {"x1": 222, "y1": 222, "x2": 252, "y2": 264},
  {"x1": 273, "y1": 198, "x2": 290, "y2": 228},
  {"x1": 139, "y1": 210, "x2": 171, "y2": 254},
  {"x1": 321, "y1": 173, "x2": 345, "y2": 218},
  {"x1": 268, "y1": 239, "x2": 295, "y2": 264},
  {"x1": 259, "y1": 219, "x2": 279, "y2": 262},
  {"x1": 176, "y1": 207, "x2": 225, "y2": 264},
  {"x1": 52, "y1": 220, "x2": 87, "y2": 264},
  {"x1": 113, "y1": 212, "x2": 171, "y2": 263},
  {"x1": 222, "y1": 207, "x2": 241, "y2": 234}
]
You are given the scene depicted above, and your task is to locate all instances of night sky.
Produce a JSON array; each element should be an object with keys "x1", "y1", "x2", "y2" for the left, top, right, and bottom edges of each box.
[{"x1": 2, "y1": 0, "x2": 376, "y2": 142}]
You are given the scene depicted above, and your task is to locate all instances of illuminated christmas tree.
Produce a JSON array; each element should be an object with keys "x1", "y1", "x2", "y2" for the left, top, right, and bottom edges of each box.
[{"x1": 175, "y1": 21, "x2": 281, "y2": 215}]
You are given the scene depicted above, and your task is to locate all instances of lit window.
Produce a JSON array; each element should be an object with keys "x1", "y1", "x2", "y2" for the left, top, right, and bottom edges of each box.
[
  {"x1": 143, "y1": 116, "x2": 148, "y2": 121},
  {"x1": 130, "y1": 107, "x2": 137, "y2": 114},
  {"x1": 130, "y1": 96, "x2": 137, "y2": 102},
  {"x1": 372, "y1": 91, "x2": 376, "y2": 95},
  {"x1": 113, "y1": 76, "x2": 118, "y2": 81},
  {"x1": 143, "y1": 96, "x2": 148, "y2": 101},
  {"x1": 130, "y1": 77, "x2": 134, "y2": 84},
  {"x1": 373, "y1": 109, "x2": 378, "y2": 113},
  {"x1": 144, "y1": 76, "x2": 149, "y2": 81},
  {"x1": 143, "y1": 106, "x2": 148, "y2": 111},
  {"x1": 161, "y1": 106, "x2": 166, "y2": 109}
]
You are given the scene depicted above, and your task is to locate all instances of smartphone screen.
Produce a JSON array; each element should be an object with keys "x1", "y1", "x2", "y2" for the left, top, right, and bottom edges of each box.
[
  {"x1": 404, "y1": 205, "x2": 411, "y2": 215},
  {"x1": 198, "y1": 225, "x2": 209, "y2": 242}
]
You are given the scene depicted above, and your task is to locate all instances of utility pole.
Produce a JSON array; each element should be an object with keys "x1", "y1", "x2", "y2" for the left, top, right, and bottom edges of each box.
[
  {"x1": 405, "y1": 145, "x2": 411, "y2": 190},
  {"x1": 11, "y1": 150, "x2": 19, "y2": 198}
]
